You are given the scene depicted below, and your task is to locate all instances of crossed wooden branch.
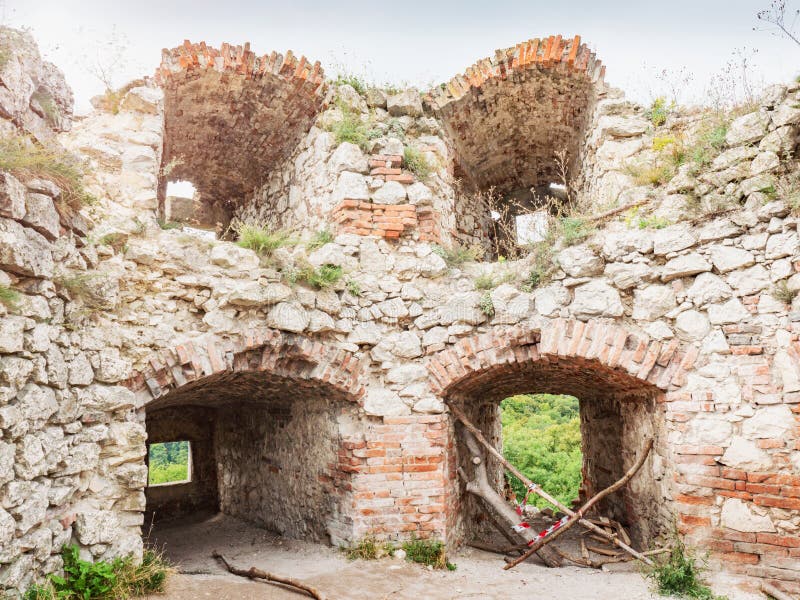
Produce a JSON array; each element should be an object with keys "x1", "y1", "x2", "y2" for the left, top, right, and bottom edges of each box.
[{"x1": 448, "y1": 401, "x2": 655, "y2": 570}]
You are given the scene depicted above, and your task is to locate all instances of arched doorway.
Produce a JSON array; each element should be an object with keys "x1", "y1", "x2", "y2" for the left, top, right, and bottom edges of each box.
[
  {"x1": 130, "y1": 331, "x2": 366, "y2": 552},
  {"x1": 428, "y1": 319, "x2": 693, "y2": 551}
]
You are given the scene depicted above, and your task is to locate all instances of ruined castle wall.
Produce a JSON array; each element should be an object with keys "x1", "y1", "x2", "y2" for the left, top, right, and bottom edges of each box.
[
  {"x1": 144, "y1": 406, "x2": 218, "y2": 523},
  {"x1": 1, "y1": 31, "x2": 799, "y2": 597},
  {"x1": 215, "y1": 398, "x2": 355, "y2": 544}
]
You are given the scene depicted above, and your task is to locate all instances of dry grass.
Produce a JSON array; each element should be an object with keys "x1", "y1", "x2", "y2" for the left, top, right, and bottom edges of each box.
[{"x1": 0, "y1": 135, "x2": 95, "y2": 212}]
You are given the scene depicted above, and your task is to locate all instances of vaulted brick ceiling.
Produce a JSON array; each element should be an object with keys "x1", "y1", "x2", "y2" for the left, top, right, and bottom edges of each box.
[
  {"x1": 156, "y1": 41, "x2": 328, "y2": 211},
  {"x1": 428, "y1": 35, "x2": 605, "y2": 195}
]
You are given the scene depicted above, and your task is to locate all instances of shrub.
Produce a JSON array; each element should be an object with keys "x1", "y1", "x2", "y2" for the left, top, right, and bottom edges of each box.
[
  {"x1": 233, "y1": 221, "x2": 296, "y2": 256},
  {"x1": 0, "y1": 135, "x2": 95, "y2": 211},
  {"x1": 637, "y1": 215, "x2": 670, "y2": 230},
  {"x1": 0, "y1": 284, "x2": 20, "y2": 310},
  {"x1": 156, "y1": 218, "x2": 180, "y2": 230},
  {"x1": 432, "y1": 243, "x2": 483, "y2": 266},
  {"x1": 773, "y1": 280, "x2": 798, "y2": 305},
  {"x1": 558, "y1": 216, "x2": 594, "y2": 246},
  {"x1": 647, "y1": 538, "x2": 726, "y2": 600},
  {"x1": 335, "y1": 74, "x2": 367, "y2": 96},
  {"x1": 479, "y1": 291, "x2": 494, "y2": 317},
  {"x1": 647, "y1": 97, "x2": 672, "y2": 127},
  {"x1": 331, "y1": 111, "x2": 370, "y2": 150},
  {"x1": 401, "y1": 536, "x2": 455, "y2": 570},
  {"x1": 306, "y1": 229, "x2": 334, "y2": 251},
  {"x1": 25, "y1": 545, "x2": 172, "y2": 600},
  {"x1": 626, "y1": 161, "x2": 675, "y2": 187},
  {"x1": 344, "y1": 536, "x2": 379, "y2": 560},
  {"x1": 345, "y1": 279, "x2": 362, "y2": 297},
  {"x1": 55, "y1": 272, "x2": 109, "y2": 309},
  {"x1": 97, "y1": 233, "x2": 127, "y2": 253},
  {"x1": 522, "y1": 242, "x2": 555, "y2": 292},
  {"x1": 31, "y1": 90, "x2": 59, "y2": 125},
  {"x1": 403, "y1": 146, "x2": 432, "y2": 180},
  {"x1": 474, "y1": 273, "x2": 495, "y2": 290},
  {"x1": 293, "y1": 263, "x2": 343, "y2": 289}
]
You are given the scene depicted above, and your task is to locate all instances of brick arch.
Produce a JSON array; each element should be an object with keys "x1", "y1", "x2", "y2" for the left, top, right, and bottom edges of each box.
[
  {"x1": 428, "y1": 318, "x2": 698, "y2": 548},
  {"x1": 427, "y1": 318, "x2": 699, "y2": 400},
  {"x1": 155, "y1": 40, "x2": 328, "y2": 221},
  {"x1": 427, "y1": 35, "x2": 605, "y2": 197},
  {"x1": 125, "y1": 328, "x2": 365, "y2": 408}
]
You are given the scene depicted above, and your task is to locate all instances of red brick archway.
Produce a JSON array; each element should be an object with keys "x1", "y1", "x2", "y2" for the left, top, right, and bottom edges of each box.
[
  {"x1": 426, "y1": 318, "x2": 699, "y2": 548},
  {"x1": 127, "y1": 330, "x2": 366, "y2": 544}
]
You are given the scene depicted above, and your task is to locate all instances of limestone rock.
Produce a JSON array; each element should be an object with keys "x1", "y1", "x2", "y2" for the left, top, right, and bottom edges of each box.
[
  {"x1": 653, "y1": 225, "x2": 696, "y2": 255},
  {"x1": 570, "y1": 280, "x2": 623, "y2": 319},
  {"x1": 720, "y1": 437, "x2": 771, "y2": 471},
  {"x1": 209, "y1": 244, "x2": 259, "y2": 270},
  {"x1": 386, "y1": 90, "x2": 423, "y2": 117},
  {"x1": 765, "y1": 231, "x2": 798, "y2": 260},
  {"x1": 720, "y1": 499, "x2": 775, "y2": 533},
  {"x1": 707, "y1": 298, "x2": 749, "y2": 325},
  {"x1": 595, "y1": 115, "x2": 648, "y2": 138},
  {"x1": 266, "y1": 302, "x2": 308, "y2": 333},
  {"x1": 727, "y1": 265, "x2": 771, "y2": 296},
  {"x1": 604, "y1": 262, "x2": 649, "y2": 290},
  {"x1": 372, "y1": 180, "x2": 407, "y2": 205},
  {"x1": 332, "y1": 171, "x2": 369, "y2": 203},
  {"x1": 661, "y1": 253, "x2": 711, "y2": 282},
  {"x1": 77, "y1": 384, "x2": 135, "y2": 412},
  {"x1": 0, "y1": 315, "x2": 27, "y2": 353},
  {"x1": 75, "y1": 510, "x2": 119, "y2": 545},
  {"x1": 726, "y1": 111, "x2": 769, "y2": 146},
  {"x1": 742, "y1": 405, "x2": 793, "y2": 439},
  {"x1": 406, "y1": 182, "x2": 433, "y2": 205},
  {"x1": 709, "y1": 246, "x2": 754, "y2": 273},
  {"x1": 20, "y1": 193, "x2": 59, "y2": 241},
  {"x1": 632, "y1": 285, "x2": 676, "y2": 320},
  {"x1": 0, "y1": 173, "x2": 26, "y2": 219},
  {"x1": 490, "y1": 284, "x2": 532, "y2": 324},
  {"x1": 675, "y1": 310, "x2": 710, "y2": 341},
  {"x1": 328, "y1": 142, "x2": 368, "y2": 174},
  {"x1": 228, "y1": 282, "x2": 292, "y2": 307},
  {"x1": 686, "y1": 273, "x2": 733, "y2": 307},
  {"x1": 0, "y1": 217, "x2": 54, "y2": 278},
  {"x1": 364, "y1": 387, "x2": 410, "y2": 417},
  {"x1": 557, "y1": 245, "x2": 603, "y2": 278}
]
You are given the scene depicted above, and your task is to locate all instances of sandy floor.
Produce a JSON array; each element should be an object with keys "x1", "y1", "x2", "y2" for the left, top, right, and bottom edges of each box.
[{"x1": 143, "y1": 513, "x2": 668, "y2": 600}]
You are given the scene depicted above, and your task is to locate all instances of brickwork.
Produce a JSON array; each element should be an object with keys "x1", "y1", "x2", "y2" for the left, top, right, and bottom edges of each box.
[{"x1": 156, "y1": 40, "x2": 328, "y2": 221}]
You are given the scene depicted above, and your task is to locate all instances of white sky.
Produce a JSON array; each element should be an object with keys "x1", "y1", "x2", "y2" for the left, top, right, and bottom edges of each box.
[{"x1": 2, "y1": 0, "x2": 799, "y2": 114}]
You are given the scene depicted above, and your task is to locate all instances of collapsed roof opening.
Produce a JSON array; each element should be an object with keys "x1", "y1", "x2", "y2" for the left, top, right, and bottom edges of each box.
[
  {"x1": 428, "y1": 36, "x2": 605, "y2": 256},
  {"x1": 155, "y1": 41, "x2": 329, "y2": 226}
]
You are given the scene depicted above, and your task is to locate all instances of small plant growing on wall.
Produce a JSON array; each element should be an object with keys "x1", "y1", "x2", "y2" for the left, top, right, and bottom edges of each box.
[
  {"x1": 233, "y1": 221, "x2": 297, "y2": 256},
  {"x1": 402, "y1": 146, "x2": 432, "y2": 180},
  {"x1": 401, "y1": 536, "x2": 456, "y2": 570}
]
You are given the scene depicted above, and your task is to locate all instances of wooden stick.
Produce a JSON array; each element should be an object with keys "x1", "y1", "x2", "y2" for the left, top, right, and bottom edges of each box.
[
  {"x1": 212, "y1": 551, "x2": 326, "y2": 600},
  {"x1": 589, "y1": 199, "x2": 649, "y2": 222},
  {"x1": 457, "y1": 429, "x2": 563, "y2": 567},
  {"x1": 484, "y1": 510, "x2": 526, "y2": 555},
  {"x1": 467, "y1": 541, "x2": 525, "y2": 555},
  {"x1": 761, "y1": 582, "x2": 797, "y2": 600},
  {"x1": 446, "y1": 403, "x2": 656, "y2": 568},
  {"x1": 587, "y1": 545, "x2": 622, "y2": 557}
]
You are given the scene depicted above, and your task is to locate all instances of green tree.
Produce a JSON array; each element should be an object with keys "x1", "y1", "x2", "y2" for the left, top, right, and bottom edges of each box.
[{"x1": 500, "y1": 394, "x2": 583, "y2": 508}]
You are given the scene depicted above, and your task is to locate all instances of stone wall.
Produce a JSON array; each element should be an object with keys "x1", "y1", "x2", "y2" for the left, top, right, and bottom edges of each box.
[
  {"x1": 144, "y1": 406, "x2": 218, "y2": 523},
  {"x1": 0, "y1": 29, "x2": 799, "y2": 598}
]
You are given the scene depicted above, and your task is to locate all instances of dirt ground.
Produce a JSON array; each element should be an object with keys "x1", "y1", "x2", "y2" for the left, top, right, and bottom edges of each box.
[{"x1": 143, "y1": 513, "x2": 670, "y2": 600}]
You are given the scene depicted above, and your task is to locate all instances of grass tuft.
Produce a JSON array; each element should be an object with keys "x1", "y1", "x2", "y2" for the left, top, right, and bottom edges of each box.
[
  {"x1": 331, "y1": 111, "x2": 370, "y2": 150},
  {"x1": 24, "y1": 545, "x2": 172, "y2": 600},
  {"x1": 344, "y1": 536, "x2": 379, "y2": 560},
  {"x1": 647, "y1": 538, "x2": 726, "y2": 600},
  {"x1": 647, "y1": 97, "x2": 672, "y2": 127},
  {"x1": 0, "y1": 284, "x2": 21, "y2": 310},
  {"x1": 432, "y1": 243, "x2": 483, "y2": 267},
  {"x1": 479, "y1": 291, "x2": 494, "y2": 317},
  {"x1": 401, "y1": 536, "x2": 455, "y2": 570},
  {"x1": 773, "y1": 280, "x2": 798, "y2": 305},
  {"x1": 0, "y1": 135, "x2": 95, "y2": 212},
  {"x1": 156, "y1": 218, "x2": 180, "y2": 230},
  {"x1": 345, "y1": 279, "x2": 362, "y2": 297},
  {"x1": 290, "y1": 263, "x2": 343, "y2": 289},
  {"x1": 233, "y1": 221, "x2": 297, "y2": 257},
  {"x1": 557, "y1": 216, "x2": 594, "y2": 246},
  {"x1": 335, "y1": 74, "x2": 368, "y2": 96},
  {"x1": 307, "y1": 229, "x2": 335, "y2": 252},
  {"x1": 402, "y1": 146, "x2": 432, "y2": 180}
]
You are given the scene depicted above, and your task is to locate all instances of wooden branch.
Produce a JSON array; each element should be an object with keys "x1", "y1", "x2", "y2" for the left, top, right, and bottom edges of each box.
[
  {"x1": 467, "y1": 541, "x2": 525, "y2": 555},
  {"x1": 446, "y1": 402, "x2": 655, "y2": 568},
  {"x1": 213, "y1": 551, "x2": 326, "y2": 600},
  {"x1": 588, "y1": 199, "x2": 649, "y2": 222},
  {"x1": 458, "y1": 428, "x2": 563, "y2": 567},
  {"x1": 761, "y1": 582, "x2": 798, "y2": 600}
]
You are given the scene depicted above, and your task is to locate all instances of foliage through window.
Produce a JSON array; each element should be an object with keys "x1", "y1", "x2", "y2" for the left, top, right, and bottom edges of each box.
[
  {"x1": 500, "y1": 394, "x2": 582, "y2": 508},
  {"x1": 148, "y1": 441, "x2": 191, "y2": 486}
]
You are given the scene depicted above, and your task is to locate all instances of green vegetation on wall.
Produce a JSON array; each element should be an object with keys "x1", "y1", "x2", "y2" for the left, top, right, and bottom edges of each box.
[
  {"x1": 148, "y1": 441, "x2": 190, "y2": 485},
  {"x1": 500, "y1": 394, "x2": 582, "y2": 508}
]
